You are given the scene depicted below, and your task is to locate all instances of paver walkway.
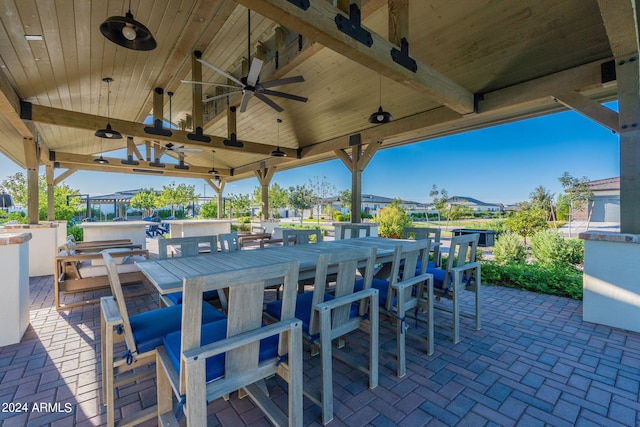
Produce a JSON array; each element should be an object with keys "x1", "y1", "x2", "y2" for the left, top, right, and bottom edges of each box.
[{"x1": 0, "y1": 264, "x2": 639, "y2": 425}]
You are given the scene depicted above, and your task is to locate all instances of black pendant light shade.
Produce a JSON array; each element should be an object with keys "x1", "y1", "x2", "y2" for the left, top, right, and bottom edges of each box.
[
  {"x1": 368, "y1": 74, "x2": 393, "y2": 124},
  {"x1": 96, "y1": 77, "x2": 123, "y2": 139},
  {"x1": 271, "y1": 118, "x2": 287, "y2": 157},
  {"x1": 368, "y1": 106, "x2": 393, "y2": 124},
  {"x1": 94, "y1": 155, "x2": 109, "y2": 164},
  {"x1": 100, "y1": 1, "x2": 156, "y2": 51}
]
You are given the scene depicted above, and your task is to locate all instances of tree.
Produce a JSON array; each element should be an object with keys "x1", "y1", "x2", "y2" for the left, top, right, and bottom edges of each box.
[
  {"x1": 159, "y1": 182, "x2": 197, "y2": 217},
  {"x1": 558, "y1": 172, "x2": 593, "y2": 237},
  {"x1": 377, "y1": 199, "x2": 412, "y2": 238},
  {"x1": 530, "y1": 185, "x2": 556, "y2": 222},
  {"x1": 288, "y1": 185, "x2": 313, "y2": 221},
  {"x1": 228, "y1": 193, "x2": 251, "y2": 217},
  {"x1": 505, "y1": 203, "x2": 548, "y2": 244},
  {"x1": 429, "y1": 185, "x2": 449, "y2": 223},
  {"x1": 338, "y1": 189, "x2": 352, "y2": 214},
  {"x1": 308, "y1": 176, "x2": 336, "y2": 223},
  {"x1": 129, "y1": 189, "x2": 159, "y2": 217},
  {"x1": 1, "y1": 173, "x2": 28, "y2": 206},
  {"x1": 448, "y1": 204, "x2": 473, "y2": 221},
  {"x1": 199, "y1": 200, "x2": 218, "y2": 218},
  {"x1": 253, "y1": 184, "x2": 289, "y2": 218}
]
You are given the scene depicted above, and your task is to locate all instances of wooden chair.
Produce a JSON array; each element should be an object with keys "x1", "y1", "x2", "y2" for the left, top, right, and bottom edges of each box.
[
  {"x1": 339, "y1": 223, "x2": 371, "y2": 239},
  {"x1": 426, "y1": 233, "x2": 481, "y2": 344},
  {"x1": 265, "y1": 247, "x2": 379, "y2": 424},
  {"x1": 218, "y1": 232, "x2": 241, "y2": 252},
  {"x1": 157, "y1": 235, "x2": 219, "y2": 306},
  {"x1": 156, "y1": 261, "x2": 303, "y2": 426},
  {"x1": 403, "y1": 226, "x2": 442, "y2": 267},
  {"x1": 354, "y1": 238, "x2": 434, "y2": 377},
  {"x1": 100, "y1": 252, "x2": 225, "y2": 427},
  {"x1": 281, "y1": 228, "x2": 322, "y2": 246}
]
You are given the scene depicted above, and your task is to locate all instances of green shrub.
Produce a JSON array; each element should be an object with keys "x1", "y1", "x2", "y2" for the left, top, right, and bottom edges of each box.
[
  {"x1": 531, "y1": 230, "x2": 583, "y2": 266},
  {"x1": 334, "y1": 213, "x2": 344, "y2": 222},
  {"x1": 199, "y1": 201, "x2": 217, "y2": 218},
  {"x1": 377, "y1": 200, "x2": 412, "y2": 238},
  {"x1": 67, "y1": 225, "x2": 83, "y2": 241},
  {"x1": 484, "y1": 219, "x2": 509, "y2": 233},
  {"x1": 482, "y1": 261, "x2": 582, "y2": 299},
  {"x1": 493, "y1": 232, "x2": 526, "y2": 264}
]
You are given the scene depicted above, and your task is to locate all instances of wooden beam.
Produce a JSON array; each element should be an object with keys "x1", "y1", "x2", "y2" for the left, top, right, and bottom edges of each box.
[
  {"x1": 334, "y1": 149, "x2": 353, "y2": 170},
  {"x1": 205, "y1": 179, "x2": 225, "y2": 219},
  {"x1": 53, "y1": 169, "x2": 77, "y2": 186},
  {"x1": 255, "y1": 167, "x2": 276, "y2": 220},
  {"x1": 24, "y1": 103, "x2": 297, "y2": 157},
  {"x1": 0, "y1": 64, "x2": 34, "y2": 138},
  {"x1": 238, "y1": 0, "x2": 475, "y2": 114},
  {"x1": 388, "y1": 0, "x2": 409, "y2": 46},
  {"x1": 597, "y1": 0, "x2": 640, "y2": 58},
  {"x1": 45, "y1": 165, "x2": 54, "y2": 221},
  {"x1": 127, "y1": 136, "x2": 143, "y2": 161},
  {"x1": 554, "y1": 91, "x2": 619, "y2": 133},
  {"x1": 50, "y1": 151, "x2": 231, "y2": 178},
  {"x1": 192, "y1": 51, "x2": 204, "y2": 130},
  {"x1": 351, "y1": 145, "x2": 362, "y2": 223},
  {"x1": 358, "y1": 140, "x2": 382, "y2": 171}
]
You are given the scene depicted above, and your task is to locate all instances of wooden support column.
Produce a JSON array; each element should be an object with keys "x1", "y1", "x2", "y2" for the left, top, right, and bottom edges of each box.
[
  {"x1": 617, "y1": 54, "x2": 640, "y2": 233},
  {"x1": 388, "y1": 0, "x2": 409, "y2": 46},
  {"x1": 45, "y1": 164, "x2": 54, "y2": 220},
  {"x1": 192, "y1": 51, "x2": 204, "y2": 132},
  {"x1": 23, "y1": 137, "x2": 39, "y2": 224},
  {"x1": 205, "y1": 178, "x2": 225, "y2": 219},
  {"x1": 153, "y1": 87, "x2": 164, "y2": 126},
  {"x1": 255, "y1": 166, "x2": 276, "y2": 220},
  {"x1": 335, "y1": 139, "x2": 382, "y2": 223}
]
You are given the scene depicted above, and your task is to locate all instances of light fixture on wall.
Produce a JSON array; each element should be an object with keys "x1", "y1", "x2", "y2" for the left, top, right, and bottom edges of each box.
[
  {"x1": 208, "y1": 150, "x2": 219, "y2": 175},
  {"x1": 270, "y1": 118, "x2": 287, "y2": 157},
  {"x1": 95, "y1": 77, "x2": 122, "y2": 139},
  {"x1": 100, "y1": 0, "x2": 157, "y2": 51},
  {"x1": 368, "y1": 74, "x2": 393, "y2": 124}
]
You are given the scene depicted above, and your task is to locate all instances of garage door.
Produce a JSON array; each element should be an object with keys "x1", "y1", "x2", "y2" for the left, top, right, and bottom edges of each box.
[{"x1": 604, "y1": 199, "x2": 620, "y2": 222}]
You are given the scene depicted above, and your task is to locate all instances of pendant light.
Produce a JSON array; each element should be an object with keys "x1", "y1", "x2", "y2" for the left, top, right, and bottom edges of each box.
[
  {"x1": 368, "y1": 74, "x2": 393, "y2": 124},
  {"x1": 270, "y1": 118, "x2": 287, "y2": 157},
  {"x1": 208, "y1": 150, "x2": 219, "y2": 175},
  {"x1": 94, "y1": 134, "x2": 109, "y2": 164},
  {"x1": 95, "y1": 77, "x2": 122, "y2": 139},
  {"x1": 100, "y1": 0, "x2": 157, "y2": 51}
]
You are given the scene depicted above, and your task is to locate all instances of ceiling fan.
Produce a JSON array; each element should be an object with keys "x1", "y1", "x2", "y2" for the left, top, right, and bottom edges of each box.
[
  {"x1": 163, "y1": 142, "x2": 202, "y2": 155},
  {"x1": 183, "y1": 10, "x2": 308, "y2": 113}
]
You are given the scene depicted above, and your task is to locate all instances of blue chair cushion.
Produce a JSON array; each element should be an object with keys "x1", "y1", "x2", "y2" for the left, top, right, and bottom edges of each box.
[
  {"x1": 165, "y1": 290, "x2": 219, "y2": 305},
  {"x1": 355, "y1": 278, "x2": 390, "y2": 307},
  {"x1": 265, "y1": 291, "x2": 358, "y2": 333},
  {"x1": 130, "y1": 302, "x2": 226, "y2": 354},
  {"x1": 426, "y1": 267, "x2": 448, "y2": 290},
  {"x1": 163, "y1": 320, "x2": 279, "y2": 383}
]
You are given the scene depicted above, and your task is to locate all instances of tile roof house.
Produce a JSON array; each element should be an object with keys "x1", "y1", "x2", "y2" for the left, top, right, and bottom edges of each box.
[{"x1": 572, "y1": 177, "x2": 620, "y2": 222}]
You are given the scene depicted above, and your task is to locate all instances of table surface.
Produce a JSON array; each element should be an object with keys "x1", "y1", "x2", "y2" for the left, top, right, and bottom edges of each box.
[{"x1": 136, "y1": 237, "x2": 410, "y2": 295}]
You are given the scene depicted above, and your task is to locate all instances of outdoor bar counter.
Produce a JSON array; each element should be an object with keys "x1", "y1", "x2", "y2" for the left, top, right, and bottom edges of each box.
[
  {"x1": 163, "y1": 219, "x2": 232, "y2": 238},
  {"x1": 4, "y1": 221, "x2": 66, "y2": 276},
  {"x1": 80, "y1": 221, "x2": 148, "y2": 249},
  {"x1": 580, "y1": 231, "x2": 640, "y2": 333},
  {"x1": 0, "y1": 231, "x2": 31, "y2": 346}
]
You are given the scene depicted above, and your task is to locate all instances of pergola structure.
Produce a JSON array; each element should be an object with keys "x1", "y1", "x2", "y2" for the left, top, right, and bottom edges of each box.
[{"x1": 0, "y1": 1, "x2": 636, "y2": 231}]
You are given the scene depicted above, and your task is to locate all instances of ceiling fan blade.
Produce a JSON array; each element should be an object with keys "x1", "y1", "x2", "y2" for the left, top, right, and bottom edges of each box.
[
  {"x1": 260, "y1": 89, "x2": 308, "y2": 103},
  {"x1": 259, "y1": 75, "x2": 305, "y2": 88},
  {"x1": 197, "y1": 58, "x2": 244, "y2": 86},
  {"x1": 182, "y1": 80, "x2": 240, "y2": 90},
  {"x1": 203, "y1": 91, "x2": 243, "y2": 102},
  {"x1": 239, "y1": 92, "x2": 253, "y2": 113},
  {"x1": 246, "y1": 57, "x2": 264, "y2": 87},
  {"x1": 254, "y1": 92, "x2": 284, "y2": 113}
]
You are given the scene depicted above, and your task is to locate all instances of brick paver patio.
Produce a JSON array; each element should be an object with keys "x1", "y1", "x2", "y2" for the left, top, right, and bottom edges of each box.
[{"x1": 1, "y1": 264, "x2": 639, "y2": 426}]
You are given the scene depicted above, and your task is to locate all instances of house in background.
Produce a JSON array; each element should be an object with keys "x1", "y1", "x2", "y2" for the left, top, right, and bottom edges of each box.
[
  {"x1": 572, "y1": 177, "x2": 620, "y2": 223},
  {"x1": 446, "y1": 196, "x2": 504, "y2": 213}
]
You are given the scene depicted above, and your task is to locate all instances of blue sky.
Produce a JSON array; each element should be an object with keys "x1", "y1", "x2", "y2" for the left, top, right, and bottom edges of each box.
[{"x1": 0, "y1": 103, "x2": 619, "y2": 205}]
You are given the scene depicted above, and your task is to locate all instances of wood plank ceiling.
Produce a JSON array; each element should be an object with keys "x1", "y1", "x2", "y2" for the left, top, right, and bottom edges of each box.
[{"x1": 0, "y1": 0, "x2": 623, "y2": 183}]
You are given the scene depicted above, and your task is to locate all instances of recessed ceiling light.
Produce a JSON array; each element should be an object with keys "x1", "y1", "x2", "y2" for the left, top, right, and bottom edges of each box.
[{"x1": 25, "y1": 35, "x2": 43, "y2": 41}]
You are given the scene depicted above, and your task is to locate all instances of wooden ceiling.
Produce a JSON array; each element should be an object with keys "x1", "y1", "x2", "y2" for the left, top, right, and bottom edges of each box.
[{"x1": 0, "y1": 0, "x2": 631, "y2": 184}]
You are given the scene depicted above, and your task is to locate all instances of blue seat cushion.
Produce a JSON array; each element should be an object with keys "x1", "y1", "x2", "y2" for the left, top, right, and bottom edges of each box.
[
  {"x1": 130, "y1": 302, "x2": 226, "y2": 354},
  {"x1": 165, "y1": 290, "x2": 219, "y2": 305},
  {"x1": 163, "y1": 320, "x2": 279, "y2": 383},
  {"x1": 354, "y1": 278, "x2": 391, "y2": 307},
  {"x1": 265, "y1": 291, "x2": 358, "y2": 333},
  {"x1": 426, "y1": 267, "x2": 448, "y2": 290}
]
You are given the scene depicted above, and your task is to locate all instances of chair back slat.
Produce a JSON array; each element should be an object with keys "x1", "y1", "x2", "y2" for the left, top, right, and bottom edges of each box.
[
  {"x1": 102, "y1": 251, "x2": 137, "y2": 353},
  {"x1": 384, "y1": 239, "x2": 430, "y2": 310},
  {"x1": 218, "y1": 232, "x2": 241, "y2": 252},
  {"x1": 158, "y1": 235, "x2": 217, "y2": 258},
  {"x1": 281, "y1": 228, "x2": 322, "y2": 246},
  {"x1": 340, "y1": 224, "x2": 371, "y2": 239},
  {"x1": 403, "y1": 226, "x2": 442, "y2": 266},
  {"x1": 444, "y1": 233, "x2": 480, "y2": 285}
]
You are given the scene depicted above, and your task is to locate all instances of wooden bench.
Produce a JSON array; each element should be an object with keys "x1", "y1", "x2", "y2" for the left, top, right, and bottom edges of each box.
[{"x1": 54, "y1": 239, "x2": 149, "y2": 310}]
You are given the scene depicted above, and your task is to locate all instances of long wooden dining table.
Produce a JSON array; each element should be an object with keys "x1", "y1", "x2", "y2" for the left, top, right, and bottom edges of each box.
[{"x1": 135, "y1": 236, "x2": 410, "y2": 295}]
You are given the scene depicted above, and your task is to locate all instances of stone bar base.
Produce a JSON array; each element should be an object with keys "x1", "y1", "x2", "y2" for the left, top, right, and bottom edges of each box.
[
  {"x1": 580, "y1": 231, "x2": 640, "y2": 332},
  {"x1": 4, "y1": 222, "x2": 65, "y2": 276},
  {"x1": 0, "y1": 231, "x2": 31, "y2": 346}
]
